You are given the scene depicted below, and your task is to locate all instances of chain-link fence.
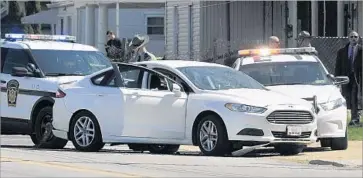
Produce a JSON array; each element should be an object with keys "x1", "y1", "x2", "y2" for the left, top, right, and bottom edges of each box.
[
  {"x1": 310, "y1": 36, "x2": 363, "y2": 74},
  {"x1": 184, "y1": 36, "x2": 362, "y2": 74}
]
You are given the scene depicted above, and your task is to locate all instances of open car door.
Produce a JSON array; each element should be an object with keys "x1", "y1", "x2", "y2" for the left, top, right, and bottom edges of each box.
[{"x1": 232, "y1": 58, "x2": 242, "y2": 71}]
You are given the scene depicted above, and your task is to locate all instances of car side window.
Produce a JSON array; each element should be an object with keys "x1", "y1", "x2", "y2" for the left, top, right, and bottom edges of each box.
[
  {"x1": 1, "y1": 47, "x2": 9, "y2": 73},
  {"x1": 91, "y1": 70, "x2": 117, "y2": 87},
  {"x1": 145, "y1": 71, "x2": 170, "y2": 91},
  {"x1": 153, "y1": 68, "x2": 189, "y2": 92},
  {"x1": 2, "y1": 48, "x2": 31, "y2": 74},
  {"x1": 118, "y1": 65, "x2": 143, "y2": 89}
]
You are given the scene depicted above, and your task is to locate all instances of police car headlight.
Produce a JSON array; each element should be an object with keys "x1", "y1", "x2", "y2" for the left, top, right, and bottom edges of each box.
[
  {"x1": 319, "y1": 98, "x2": 345, "y2": 111},
  {"x1": 225, "y1": 103, "x2": 267, "y2": 114}
]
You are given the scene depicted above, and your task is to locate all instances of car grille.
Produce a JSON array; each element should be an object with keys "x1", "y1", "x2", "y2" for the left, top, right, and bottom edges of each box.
[
  {"x1": 272, "y1": 131, "x2": 311, "y2": 138},
  {"x1": 266, "y1": 110, "x2": 314, "y2": 124}
]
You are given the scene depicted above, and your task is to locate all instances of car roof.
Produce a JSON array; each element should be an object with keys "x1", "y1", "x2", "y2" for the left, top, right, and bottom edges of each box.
[
  {"x1": 1, "y1": 40, "x2": 98, "y2": 51},
  {"x1": 240, "y1": 54, "x2": 319, "y2": 65},
  {"x1": 135, "y1": 60, "x2": 227, "y2": 69}
]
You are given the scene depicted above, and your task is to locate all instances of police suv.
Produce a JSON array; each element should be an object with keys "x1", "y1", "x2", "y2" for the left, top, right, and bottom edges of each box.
[
  {"x1": 1, "y1": 34, "x2": 112, "y2": 148},
  {"x1": 232, "y1": 47, "x2": 350, "y2": 150}
]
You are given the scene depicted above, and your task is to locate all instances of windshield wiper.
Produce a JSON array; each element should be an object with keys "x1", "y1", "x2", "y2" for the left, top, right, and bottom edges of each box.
[{"x1": 45, "y1": 73, "x2": 84, "y2": 76}]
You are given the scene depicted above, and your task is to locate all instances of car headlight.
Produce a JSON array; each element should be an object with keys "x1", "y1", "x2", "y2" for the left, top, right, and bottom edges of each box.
[
  {"x1": 225, "y1": 103, "x2": 267, "y2": 114},
  {"x1": 319, "y1": 98, "x2": 345, "y2": 111}
]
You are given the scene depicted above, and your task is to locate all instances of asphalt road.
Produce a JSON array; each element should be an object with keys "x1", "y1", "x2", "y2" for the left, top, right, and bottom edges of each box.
[{"x1": 1, "y1": 135, "x2": 362, "y2": 177}]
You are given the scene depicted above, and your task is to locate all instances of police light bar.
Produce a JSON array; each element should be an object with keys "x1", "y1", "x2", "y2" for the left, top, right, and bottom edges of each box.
[
  {"x1": 238, "y1": 47, "x2": 317, "y2": 56},
  {"x1": 4, "y1": 33, "x2": 76, "y2": 42}
]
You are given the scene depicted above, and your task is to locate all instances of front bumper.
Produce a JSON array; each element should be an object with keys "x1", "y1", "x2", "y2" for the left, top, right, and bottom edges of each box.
[
  {"x1": 316, "y1": 106, "x2": 347, "y2": 138},
  {"x1": 225, "y1": 107, "x2": 317, "y2": 145}
]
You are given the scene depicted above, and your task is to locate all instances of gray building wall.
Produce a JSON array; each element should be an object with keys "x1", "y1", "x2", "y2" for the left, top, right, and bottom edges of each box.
[
  {"x1": 165, "y1": 1, "x2": 201, "y2": 60},
  {"x1": 165, "y1": 1, "x2": 287, "y2": 62},
  {"x1": 77, "y1": 7, "x2": 166, "y2": 56}
]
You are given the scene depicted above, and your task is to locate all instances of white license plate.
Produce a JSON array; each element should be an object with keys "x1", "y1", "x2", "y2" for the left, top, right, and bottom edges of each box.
[{"x1": 287, "y1": 126, "x2": 302, "y2": 136}]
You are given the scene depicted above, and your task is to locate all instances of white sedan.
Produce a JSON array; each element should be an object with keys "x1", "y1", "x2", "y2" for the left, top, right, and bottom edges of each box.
[{"x1": 52, "y1": 60, "x2": 317, "y2": 156}]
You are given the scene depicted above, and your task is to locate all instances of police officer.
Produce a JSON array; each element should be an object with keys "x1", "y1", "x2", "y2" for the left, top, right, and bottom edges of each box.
[
  {"x1": 128, "y1": 34, "x2": 157, "y2": 62},
  {"x1": 335, "y1": 30, "x2": 363, "y2": 126},
  {"x1": 105, "y1": 31, "x2": 123, "y2": 61},
  {"x1": 268, "y1": 36, "x2": 280, "y2": 48},
  {"x1": 297, "y1": 31, "x2": 312, "y2": 47}
]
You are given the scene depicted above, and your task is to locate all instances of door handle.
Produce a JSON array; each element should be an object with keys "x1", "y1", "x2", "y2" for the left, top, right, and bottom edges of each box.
[{"x1": 0, "y1": 80, "x2": 6, "y2": 84}]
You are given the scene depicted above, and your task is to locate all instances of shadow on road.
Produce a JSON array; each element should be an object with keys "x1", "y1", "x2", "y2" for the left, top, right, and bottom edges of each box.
[{"x1": 0, "y1": 144, "x2": 333, "y2": 158}]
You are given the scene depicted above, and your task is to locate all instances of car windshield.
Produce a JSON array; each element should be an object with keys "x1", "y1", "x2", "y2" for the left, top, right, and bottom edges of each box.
[
  {"x1": 31, "y1": 49, "x2": 112, "y2": 76},
  {"x1": 177, "y1": 66, "x2": 265, "y2": 90},
  {"x1": 239, "y1": 61, "x2": 332, "y2": 86}
]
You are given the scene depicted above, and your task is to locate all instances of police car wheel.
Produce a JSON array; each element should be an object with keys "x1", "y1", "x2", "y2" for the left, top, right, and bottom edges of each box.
[
  {"x1": 33, "y1": 106, "x2": 68, "y2": 149},
  {"x1": 330, "y1": 129, "x2": 348, "y2": 150},
  {"x1": 69, "y1": 111, "x2": 105, "y2": 152}
]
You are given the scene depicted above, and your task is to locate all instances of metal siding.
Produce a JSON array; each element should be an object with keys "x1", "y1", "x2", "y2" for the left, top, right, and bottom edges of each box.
[
  {"x1": 165, "y1": 1, "x2": 200, "y2": 60},
  {"x1": 200, "y1": 1, "x2": 229, "y2": 61},
  {"x1": 230, "y1": 1, "x2": 265, "y2": 50}
]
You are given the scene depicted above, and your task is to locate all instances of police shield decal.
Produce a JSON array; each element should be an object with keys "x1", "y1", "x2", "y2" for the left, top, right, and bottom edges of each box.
[{"x1": 7, "y1": 79, "x2": 20, "y2": 107}]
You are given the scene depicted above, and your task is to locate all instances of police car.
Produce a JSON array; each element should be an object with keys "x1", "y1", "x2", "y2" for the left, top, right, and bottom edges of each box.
[
  {"x1": 1, "y1": 34, "x2": 112, "y2": 148},
  {"x1": 231, "y1": 47, "x2": 350, "y2": 150}
]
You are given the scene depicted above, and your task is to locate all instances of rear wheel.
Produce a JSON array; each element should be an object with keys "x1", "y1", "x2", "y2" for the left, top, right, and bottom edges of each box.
[
  {"x1": 69, "y1": 111, "x2": 105, "y2": 152},
  {"x1": 33, "y1": 106, "x2": 68, "y2": 149},
  {"x1": 148, "y1": 144, "x2": 180, "y2": 154},
  {"x1": 196, "y1": 115, "x2": 230, "y2": 156},
  {"x1": 128, "y1": 144, "x2": 149, "y2": 151}
]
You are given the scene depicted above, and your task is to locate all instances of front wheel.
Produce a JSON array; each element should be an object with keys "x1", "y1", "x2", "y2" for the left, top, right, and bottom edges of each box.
[
  {"x1": 33, "y1": 106, "x2": 68, "y2": 149},
  {"x1": 274, "y1": 144, "x2": 305, "y2": 156},
  {"x1": 196, "y1": 115, "x2": 230, "y2": 156},
  {"x1": 69, "y1": 111, "x2": 105, "y2": 152}
]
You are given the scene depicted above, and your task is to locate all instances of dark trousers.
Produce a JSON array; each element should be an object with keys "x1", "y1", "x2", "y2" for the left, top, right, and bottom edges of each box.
[{"x1": 349, "y1": 74, "x2": 360, "y2": 121}]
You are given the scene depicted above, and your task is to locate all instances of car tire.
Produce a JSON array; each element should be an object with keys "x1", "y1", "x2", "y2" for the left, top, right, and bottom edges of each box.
[
  {"x1": 320, "y1": 138, "x2": 331, "y2": 147},
  {"x1": 274, "y1": 144, "x2": 305, "y2": 156},
  {"x1": 196, "y1": 114, "x2": 230, "y2": 156},
  {"x1": 33, "y1": 106, "x2": 68, "y2": 149},
  {"x1": 128, "y1": 144, "x2": 149, "y2": 151},
  {"x1": 330, "y1": 129, "x2": 348, "y2": 150},
  {"x1": 69, "y1": 111, "x2": 105, "y2": 152},
  {"x1": 148, "y1": 144, "x2": 180, "y2": 154}
]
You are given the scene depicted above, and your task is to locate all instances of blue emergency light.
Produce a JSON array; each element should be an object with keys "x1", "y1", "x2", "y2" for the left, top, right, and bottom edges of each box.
[{"x1": 4, "y1": 33, "x2": 76, "y2": 43}]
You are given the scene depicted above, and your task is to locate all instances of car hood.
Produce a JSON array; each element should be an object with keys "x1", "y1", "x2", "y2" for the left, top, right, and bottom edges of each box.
[
  {"x1": 46, "y1": 76, "x2": 85, "y2": 84},
  {"x1": 206, "y1": 88, "x2": 311, "y2": 107},
  {"x1": 266, "y1": 85, "x2": 340, "y2": 103}
]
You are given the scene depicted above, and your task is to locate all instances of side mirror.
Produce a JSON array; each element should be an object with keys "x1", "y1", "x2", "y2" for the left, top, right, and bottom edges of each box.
[
  {"x1": 11, "y1": 67, "x2": 33, "y2": 77},
  {"x1": 334, "y1": 76, "x2": 350, "y2": 85},
  {"x1": 172, "y1": 83, "x2": 182, "y2": 97}
]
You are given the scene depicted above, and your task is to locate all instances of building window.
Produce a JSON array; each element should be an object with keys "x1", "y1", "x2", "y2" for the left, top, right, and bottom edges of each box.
[{"x1": 147, "y1": 17, "x2": 164, "y2": 35}]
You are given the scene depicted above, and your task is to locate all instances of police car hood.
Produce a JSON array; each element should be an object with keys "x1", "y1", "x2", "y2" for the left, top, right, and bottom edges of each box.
[
  {"x1": 46, "y1": 76, "x2": 85, "y2": 84},
  {"x1": 266, "y1": 85, "x2": 341, "y2": 103}
]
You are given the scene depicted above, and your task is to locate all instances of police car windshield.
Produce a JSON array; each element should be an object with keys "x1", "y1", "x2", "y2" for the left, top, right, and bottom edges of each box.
[
  {"x1": 31, "y1": 50, "x2": 112, "y2": 76},
  {"x1": 177, "y1": 66, "x2": 265, "y2": 90},
  {"x1": 239, "y1": 61, "x2": 332, "y2": 86}
]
